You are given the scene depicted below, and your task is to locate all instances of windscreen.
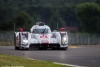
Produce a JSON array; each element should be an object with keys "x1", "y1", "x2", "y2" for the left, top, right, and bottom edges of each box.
[{"x1": 32, "y1": 29, "x2": 50, "y2": 34}]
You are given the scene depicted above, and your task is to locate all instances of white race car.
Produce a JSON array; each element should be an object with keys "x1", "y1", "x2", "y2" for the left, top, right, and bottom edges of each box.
[{"x1": 14, "y1": 22, "x2": 68, "y2": 50}]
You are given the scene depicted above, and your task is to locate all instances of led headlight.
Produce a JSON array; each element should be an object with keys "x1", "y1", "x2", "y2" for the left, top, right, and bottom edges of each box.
[
  {"x1": 22, "y1": 40, "x2": 28, "y2": 46},
  {"x1": 23, "y1": 40, "x2": 28, "y2": 43},
  {"x1": 63, "y1": 37, "x2": 67, "y2": 41},
  {"x1": 62, "y1": 37, "x2": 67, "y2": 45}
]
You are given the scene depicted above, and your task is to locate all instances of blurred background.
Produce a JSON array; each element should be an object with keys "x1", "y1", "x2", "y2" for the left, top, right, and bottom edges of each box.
[{"x1": 0, "y1": 0, "x2": 100, "y2": 45}]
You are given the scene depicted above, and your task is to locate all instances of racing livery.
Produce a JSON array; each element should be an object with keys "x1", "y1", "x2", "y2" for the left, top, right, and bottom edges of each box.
[{"x1": 14, "y1": 22, "x2": 68, "y2": 50}]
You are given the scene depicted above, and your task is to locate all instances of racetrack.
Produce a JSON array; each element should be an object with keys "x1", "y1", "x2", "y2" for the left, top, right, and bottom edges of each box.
[{"x1": 0, "y1": 46, "x2": 100, "y2": 67}]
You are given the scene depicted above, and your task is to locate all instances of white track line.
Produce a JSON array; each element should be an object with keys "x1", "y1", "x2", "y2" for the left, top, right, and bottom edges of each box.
[
  {"x1": 53, "y1": 62, "x2": 86, "y2": 67},
  {"x1": 26, "y1": 58, "x2": 86, "y2": 67}
]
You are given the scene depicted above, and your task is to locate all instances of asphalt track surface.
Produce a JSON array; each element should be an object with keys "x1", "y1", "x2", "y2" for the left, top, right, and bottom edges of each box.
[{"x1": 0, "y1": 46, "x2": 100, "y2": 67}]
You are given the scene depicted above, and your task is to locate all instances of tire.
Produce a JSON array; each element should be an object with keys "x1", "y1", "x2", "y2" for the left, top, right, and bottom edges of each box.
[
  {"x1": 14, "y1": 33, "x2": 20, "y2": 50},
  {"x1": 61, "y1": 47, "x2": 68, "y2": 50},
  {"x1": 22, "y1": 47, "x2": 29, "y2": 50},
  {"x1": 14, "y1": 33, "x2": 16, "y2": 47},
  {"x1": 15, "y1": 47, "x2": 20, "y2": 50},
  {"x1": 19, "y1": 33, "x2": 22, "y2": 50}
]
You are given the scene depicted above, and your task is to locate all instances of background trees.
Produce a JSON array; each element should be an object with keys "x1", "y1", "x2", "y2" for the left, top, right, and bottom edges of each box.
[
  {"x1": 0, "y1": 0, "x2": 100, "y2": 33},
  {"x1": 49, "y1": 10, "x2": 65, "y2": 31},
  {"x1": 75, "y1": 2, "x2": 100, "y2": 33},
  {"x1": 12, "y1": 11, "x2": 34, "y2": 29}
]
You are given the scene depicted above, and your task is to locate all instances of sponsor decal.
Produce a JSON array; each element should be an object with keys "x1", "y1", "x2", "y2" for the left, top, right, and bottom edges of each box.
[
  {"x1": 41, "y1": 40, "x2": 48, "y2": 42},
  {"x1": 40, "y1": 35, "x2": 48, "y2": 38},
  {"x1": 60, "y1": 32, "x2": 66, "y2": 34},
  {"x1": 22, "y1": 32, "x2": 28, "y2": 34},
  {"x1": 41, "y1": 40, "x2": 49, "y2": 44}
]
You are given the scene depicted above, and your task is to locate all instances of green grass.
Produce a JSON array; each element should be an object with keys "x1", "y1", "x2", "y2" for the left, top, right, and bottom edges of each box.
[
  {"x1": 0, "y1": 41, "x2": 13, "y2": 46},
  {"x1": 0, "y1": 54, "x2": 70, "y2": 67}
]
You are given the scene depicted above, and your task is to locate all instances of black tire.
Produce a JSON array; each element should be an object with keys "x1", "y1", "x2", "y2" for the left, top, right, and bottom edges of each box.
[
  {"x1": 22, "y1": 47, "x2": 29, "y2": 50},
  {"x1": 15, "y1": 47, "x2": 20, "y2": 50},
  {"x1": 19, "y1": 33, "x2": 22, "y2": 50},
  {"x1": 61, "y1": 47, "x2": 68, "y2": 50},
  {"x1": 14, "y1": 33, "x2": 16, "y2": 47},
  {"x1": 14, "y1": 33, "x2": 19, "y2": 50}
]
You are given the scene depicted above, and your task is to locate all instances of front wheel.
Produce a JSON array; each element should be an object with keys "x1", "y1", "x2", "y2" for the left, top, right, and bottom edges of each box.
[
  {"x1": 15, "y1": 47, "x2": 20, "y2": 50},
  {"x1": 22, "y1": 47, "x2": 29, "y2": 50},
  {"x1": 19, "y1": 47, "x2": 29, "y2": 50},
  {"x1": 60, "y1": 47, "x2": 68, "y2": 50}
]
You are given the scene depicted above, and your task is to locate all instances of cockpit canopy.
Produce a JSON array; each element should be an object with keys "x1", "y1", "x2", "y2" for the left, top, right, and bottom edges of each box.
[
  {"x1": 30, "y1": 22, "x2": 51, "y2": 34},
  {"x1": 32, "y1": 29, "x2": 51, "y2": 34},
  {"x1": 36, "y1": 22, "x2": 45, "y2": 26}
]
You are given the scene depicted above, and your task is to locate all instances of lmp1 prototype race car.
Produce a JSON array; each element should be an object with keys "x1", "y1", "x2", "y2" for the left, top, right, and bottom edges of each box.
[{"x1": 14, "y1": 22, "x2": 68, "y2": 50}]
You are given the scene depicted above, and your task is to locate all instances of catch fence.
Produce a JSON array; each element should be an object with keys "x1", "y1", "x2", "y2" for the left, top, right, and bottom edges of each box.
[{"x1": 0, "y1": 31, "x2": 100, "y2": 46}]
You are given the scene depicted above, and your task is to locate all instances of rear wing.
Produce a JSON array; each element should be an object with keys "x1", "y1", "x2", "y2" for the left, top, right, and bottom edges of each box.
[{"x1": 14, "y1": 23, "x2": 30, "y2": 32}]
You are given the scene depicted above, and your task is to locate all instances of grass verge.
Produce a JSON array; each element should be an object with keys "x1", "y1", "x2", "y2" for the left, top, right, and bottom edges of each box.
[
  {"x1": 0, "y1": 54, "x2": 70, "y2": 67},
  {"x1": 0, "y1": 41, "x2": 13, "y2": 46}
]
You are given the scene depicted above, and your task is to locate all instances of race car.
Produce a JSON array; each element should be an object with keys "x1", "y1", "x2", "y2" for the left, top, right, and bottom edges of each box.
[{"x1": 14, "y1": 22, "x2": 68, "y2": 50}]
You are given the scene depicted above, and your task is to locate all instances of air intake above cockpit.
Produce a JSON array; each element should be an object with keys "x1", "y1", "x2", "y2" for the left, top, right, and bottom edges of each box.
[{"x1": 36, "y1": 22, "x2": 45, "y2": 26}]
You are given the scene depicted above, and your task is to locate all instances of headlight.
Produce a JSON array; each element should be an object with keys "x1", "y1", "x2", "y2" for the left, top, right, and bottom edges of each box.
[
  {"x1": 23, "y1": 40, "x2": 28, "y2": 43},
  {"x1": 63, "y1": 37, "x2": 66, "y2": 41},
  {"x1": 62, "y1": 37, "x2": 67, "y2": 45}
]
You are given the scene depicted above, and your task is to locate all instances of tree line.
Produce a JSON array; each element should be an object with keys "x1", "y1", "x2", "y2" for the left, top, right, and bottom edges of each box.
[{"x1": 0, "y1": 0, "x2": 100, "y2": 33}]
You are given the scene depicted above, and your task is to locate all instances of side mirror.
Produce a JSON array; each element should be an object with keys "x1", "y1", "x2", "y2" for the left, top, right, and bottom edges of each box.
[{"x1": 19, "y1": 28, "x2": 23, "y2": 32}]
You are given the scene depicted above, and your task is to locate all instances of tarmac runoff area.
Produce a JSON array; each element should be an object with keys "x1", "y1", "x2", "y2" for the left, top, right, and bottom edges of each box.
[{"x1": 0, "y1": 45, "x2": 100, "y2": 67}]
